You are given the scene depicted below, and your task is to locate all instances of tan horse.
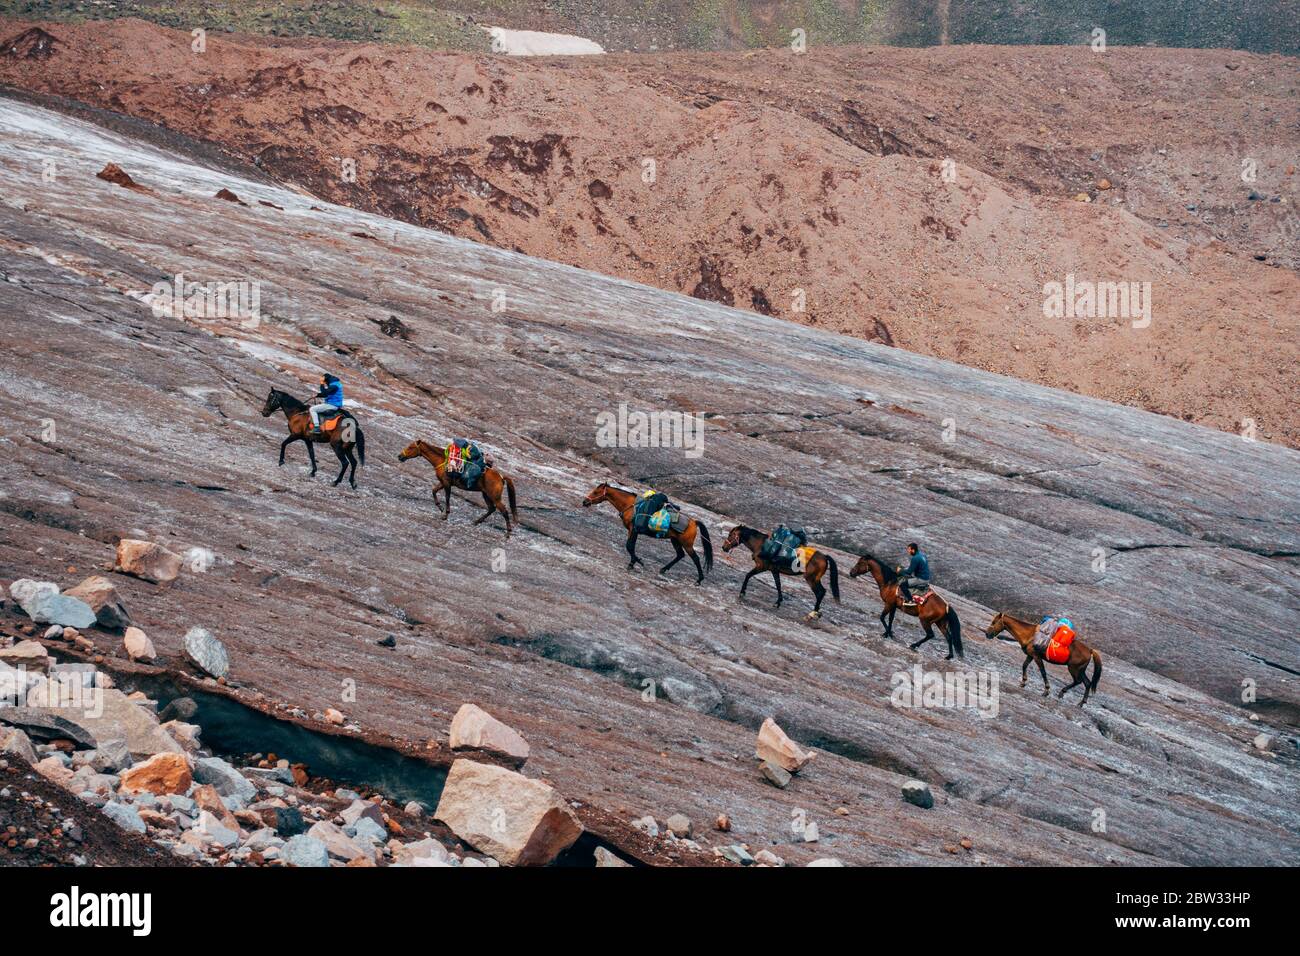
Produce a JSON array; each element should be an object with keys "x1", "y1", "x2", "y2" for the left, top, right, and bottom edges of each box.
[
  {"x1": 985, "y1": 612, "x2": 1102, "y2": 706},
  {"x1": 722, "y1": 526, "x2": 839, "y2": 620},
  {"x1": 848, "y1": 554, "x2": 963, "y2": 659},
  {"x1": 397, "y1": 439, "x2": 517, "y2": 537},
  {"x1": 261, "y1": 388, "x2": 365, "y2": 488},
  {"x1": 582, "y1": 483, "x2": 712, "y2": 583}
]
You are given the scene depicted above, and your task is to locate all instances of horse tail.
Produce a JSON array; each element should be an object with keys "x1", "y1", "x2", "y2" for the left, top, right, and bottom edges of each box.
[
  {"x1": 946, "y1": 606, "x2": 963, "y2": 654},
  {"x1": 1090, "y1": 650, "x2": 1102, "y2": 693},
  {"x1": 505, "y1": 475, "x2": 518, "y2": 518},
  {"x1": 826, "y1": 555, "x2": 841, "y2": 603},
  {"x1": 698, "y1": 522, "x2": 713, "y2": 573},
  {"x1": 355, "y1": 425, "x2": 366, "y2": 465}
]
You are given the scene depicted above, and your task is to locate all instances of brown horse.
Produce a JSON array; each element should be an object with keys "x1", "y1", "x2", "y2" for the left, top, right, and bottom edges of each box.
[
  {"x1": 397, "y1": 439, "x2": 518, "y2": 537},
  {"x1": 848, "y1": 554, "x2": 963, "y2": 659},
  {"x1": 261, "y1": 388, "x2": 366, "y2": 488},
  {"x1": 985, "y1": 612, "x2": 1102, "y2": 706},
  {"x1": 581, "y1": 483, "x2": 712, "y2": 583},
  {"x1": 722, "y1": 526, "x2": 839, "y2": 620}
]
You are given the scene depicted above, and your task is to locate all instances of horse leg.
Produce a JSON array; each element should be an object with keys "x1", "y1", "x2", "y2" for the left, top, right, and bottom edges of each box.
[
  {"x1": 938, "y1": 620, "x2": 955, "y2": 661},
  {"x1": 278, "y1": 435, "x2": 297, "y2": 466},
  {"x1": 887, "y1": 605, "x2": 898, "y2": 638},
  {"x1": 306, "y1": 439, "x2": 318, "y2": 477},
  {"x1": 910, "y1": 623, "x2": 934, "y2": 652},
  {"x1": 1059, "y1": 664, "x2": 1086, "y2": 699},
  {"x1": 1036, "y1": 656, "x2": 1050, "y2": 696},
  {"x1": 332, "y1": 444, "x2": 349, "y2": 486},
  {"x1": 347, "y1": 446, "x2": 358, "y2": 489},
  {"x1": 688, "y1": 545, "x2": 703, "y2": 584},
  {"x1": 625, "y1": 532, "x2": 642, "y2": 570},
  {"x1": 473, "y1": 491, "x2": 495, "y2": 525},
  {"x1": 739, "y1": 567, "x2": 760, "y2": 599},
  {"x1": 444, "y1": 484, "x2": 453, "y2": 520},
  {"x1": 879, "y1": 607, "x2": 891, "y2": 638},
  {"x1": 808, "y1": 575, "x2": 825, "y2": 619},
  {"x1": 772, "y1": 570, "x2": 783, "y2": 607},
  {"x1": 1021, "y1": 655, "x2": 1032, "y2": 688},
  {"x1": 660, "y1": 542, "x2": 685, "y2": 575}
]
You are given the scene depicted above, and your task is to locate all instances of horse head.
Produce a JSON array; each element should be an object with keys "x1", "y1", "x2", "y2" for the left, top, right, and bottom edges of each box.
[
  {"x1": 260, "y1": 389, "x2": 283, "y2": 417},
  {"x1": 984, "y1": 612, "x2": 1008, "y2": 639},
  {"x1": 848, "y1": 553, "x2": 879, "y2": 579},
  {"x1": 397, "y1": 439, "x2": 424, "y2": 463},
  {"x1": 582, "y1": 482, "x2": 610, "y2": 507},
  {"x1": 721, "y1": 526, "x2": 744, "y2": 552}
]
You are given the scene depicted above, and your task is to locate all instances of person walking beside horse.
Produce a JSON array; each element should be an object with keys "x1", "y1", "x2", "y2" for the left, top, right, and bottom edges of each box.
[
  {"x1": 848, "y1": 553, "x2": 963, "y2": 659},
  {"x1": 722, "y1": 525, "x2": 839, "y2": 621}
]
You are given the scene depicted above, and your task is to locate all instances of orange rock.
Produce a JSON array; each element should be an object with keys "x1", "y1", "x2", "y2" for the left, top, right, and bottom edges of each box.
[
  {"x1": 755, "y1": 717, "x2": 814, "y2": 773},
  {"x1": 113, "y1": 539, "x2": 182, "y2": 583},
  {"x1": 715, "y1": 814, "x2": 731, "y2": 832},
  {"x1": 192, "y1": 783, "x2": 240, "y2": 831},
  {"x1": 1098, "y1": 178, "x2": 1112, "y2": 190},
  {"x1": 448, "y1": 703, "x2": 530, "y2": 765},
  {"x1": 120, "y1": 752, "x2": 192, "y2": 795}
]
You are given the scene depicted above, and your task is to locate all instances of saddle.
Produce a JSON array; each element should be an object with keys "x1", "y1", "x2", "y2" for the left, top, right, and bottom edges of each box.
[{"x1": 311, "y1": 412, "x2": 350, "y2": 436}]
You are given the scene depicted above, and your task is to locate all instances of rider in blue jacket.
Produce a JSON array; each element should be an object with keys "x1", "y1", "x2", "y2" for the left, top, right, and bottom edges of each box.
[
  {"x1": 897, "y1": 543, "x2": 931, "y2": 605},
  {"x1": 308, "y1": 373, "x2": 344, "y2": 432}
]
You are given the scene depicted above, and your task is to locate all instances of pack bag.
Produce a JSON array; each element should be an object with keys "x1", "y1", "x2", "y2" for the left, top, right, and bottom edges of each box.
[
  {"x1": 1046, "y1": 618, "x2": 1077, "y2": 664},
  {"x1": 634, "y1": 489, "x2": 669, "y2": 518},
  {"x1": 761, "y1": 525, "x2": 808, "y2": 564},
  {"x1": 446, "y1": 439, "x2": 486, "y2": 489}
]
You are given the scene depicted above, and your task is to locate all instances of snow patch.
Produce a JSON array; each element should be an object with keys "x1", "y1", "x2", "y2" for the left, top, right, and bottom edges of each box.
[{"x1": 486, "y1": 27, "x2": 604, "y2": 56}]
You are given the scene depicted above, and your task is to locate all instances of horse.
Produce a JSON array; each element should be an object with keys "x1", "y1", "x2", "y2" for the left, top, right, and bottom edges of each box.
[
  {"x1": 396, "y1": 439, "x2": 517, "y2": 537},
  {"x1": 581, "y1": 483, "x2": 712, "y2": 584},
  {"x1": 985, "y1": 611, "x2": 1102, "y2": 706},
  {"x1": 722, "y1": 526, "x2": 840, "y2": 620},
  {"x1": 261, "y1": 388, "x2": 365, "y2": 488},
  {"x1": 848, "y1": 553, "x2": 963, "y2": 659}
]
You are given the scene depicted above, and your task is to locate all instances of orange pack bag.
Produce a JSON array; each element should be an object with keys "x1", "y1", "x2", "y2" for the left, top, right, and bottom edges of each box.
[{"x1": 1046, "y1": 620, "x2": 1076, "y2": 664}]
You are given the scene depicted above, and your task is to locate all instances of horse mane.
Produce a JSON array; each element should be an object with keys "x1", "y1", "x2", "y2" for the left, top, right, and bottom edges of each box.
[
  {"x1": 860, "y1": 553, "x2": 897, "y2": 582},
  {"x1": 273, "y1": 388, "x2": 307, "y2": 412}
]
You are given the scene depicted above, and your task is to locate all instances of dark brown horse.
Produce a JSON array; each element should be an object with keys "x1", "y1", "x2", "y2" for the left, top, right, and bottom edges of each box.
[
  {"x1": 397, "y1": 439, "x2": 517, "y2": 537},
  {"x1": 582, "y1": 483, "x2": 712, "y2": 583},
  {"x1": 261, "y1": 388, "x2": 365, "y2": 488},
  {"x1": 985, "y1": 612, "x2": 1102, "y2": 706},
  {"x1": 848, "y1": 554, "x2": 963, "y2": 659},
  {"x1": 722, "y1": 526, "x2": 839, "y2": 620}
]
